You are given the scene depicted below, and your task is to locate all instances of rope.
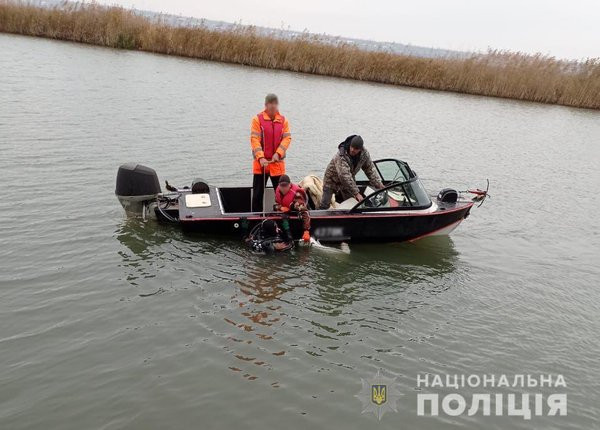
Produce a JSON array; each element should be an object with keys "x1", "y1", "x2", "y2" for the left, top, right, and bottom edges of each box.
[{"x1": 262, "y1": 166, "x2": 266, "y2": 218}]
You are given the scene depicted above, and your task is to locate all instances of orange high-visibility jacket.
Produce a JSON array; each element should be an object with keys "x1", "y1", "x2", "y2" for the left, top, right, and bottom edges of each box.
[{"x1": 250, "y1": 111, "x2": 291, "y2": 176}]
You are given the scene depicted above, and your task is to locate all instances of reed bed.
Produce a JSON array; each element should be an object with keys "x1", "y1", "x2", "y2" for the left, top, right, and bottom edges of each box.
[{"x1": 1, "y1": 1, "x2": 599, "y2": 109}]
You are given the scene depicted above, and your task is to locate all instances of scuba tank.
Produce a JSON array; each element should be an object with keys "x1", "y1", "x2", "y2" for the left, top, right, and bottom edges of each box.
[{"x1": 246, "y1": 220, "x2": 293, "y2": 253}]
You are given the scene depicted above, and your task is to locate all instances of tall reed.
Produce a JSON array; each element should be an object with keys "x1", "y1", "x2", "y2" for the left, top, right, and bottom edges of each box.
[{"x1": 1, "y1": 1, "x2": 598, "y2": 109}]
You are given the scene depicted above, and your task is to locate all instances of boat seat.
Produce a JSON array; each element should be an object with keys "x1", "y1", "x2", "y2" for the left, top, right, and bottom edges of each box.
[
  {"x1": 249, "y1": 187, "x2": 275, "y2": 212},
  {"x1": 336, "y1": 197, "x2": 359, "y2": 210},
  {"x1": 263, "y1": 188, "x2": 275, "y2": 212},
  {"x1": 324, "y1": 187, "x2": 374, "y2": 210}
]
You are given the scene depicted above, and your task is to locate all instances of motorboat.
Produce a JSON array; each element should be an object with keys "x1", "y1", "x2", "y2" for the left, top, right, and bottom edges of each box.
[{"x1": 115, "y1": 159, "x2": 487, "y2": 243}]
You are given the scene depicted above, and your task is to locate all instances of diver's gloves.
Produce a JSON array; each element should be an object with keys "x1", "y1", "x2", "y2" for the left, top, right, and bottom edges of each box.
[{"x1": 302, "y1": 230, "x2": 311, "y2": 243}]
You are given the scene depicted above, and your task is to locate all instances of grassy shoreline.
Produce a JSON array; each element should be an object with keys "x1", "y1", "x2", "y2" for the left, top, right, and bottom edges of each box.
[{"x1": 1, "y1": 1, "x2": 599, "y2": 110}]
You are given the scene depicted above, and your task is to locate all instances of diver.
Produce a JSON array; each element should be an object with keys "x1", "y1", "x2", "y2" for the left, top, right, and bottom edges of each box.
[{"x1": 244, "y1": 219, "x2": 294, "y2": 253}]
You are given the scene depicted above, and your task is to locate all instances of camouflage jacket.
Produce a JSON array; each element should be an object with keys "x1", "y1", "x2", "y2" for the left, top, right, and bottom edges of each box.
[{"x1": 322, "y1": 137, "x2": 383, "y2": 199}]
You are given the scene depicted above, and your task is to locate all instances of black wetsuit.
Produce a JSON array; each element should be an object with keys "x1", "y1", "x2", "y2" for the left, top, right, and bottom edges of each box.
[{"x1": 245, "y1": 220, "x2": 293, "y2": 253}]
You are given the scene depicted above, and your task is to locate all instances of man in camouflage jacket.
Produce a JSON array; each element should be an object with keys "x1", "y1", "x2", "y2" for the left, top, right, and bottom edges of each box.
[{"x1": 318, "y1": 135, "x2": 384, "y2": 209}]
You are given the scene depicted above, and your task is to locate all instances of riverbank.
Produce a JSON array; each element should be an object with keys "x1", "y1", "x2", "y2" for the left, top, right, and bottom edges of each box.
[{"x1": 1, "y1": 1, "x2": 598, "y2": 109}]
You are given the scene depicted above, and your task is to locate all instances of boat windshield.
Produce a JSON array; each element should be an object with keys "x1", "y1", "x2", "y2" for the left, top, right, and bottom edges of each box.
[
  {"x1": 353, "y1": 179, "x2": 432, "y2": 210},
  {"x1": 356, "y1": 158, "x2": 413, "y2": 185}
]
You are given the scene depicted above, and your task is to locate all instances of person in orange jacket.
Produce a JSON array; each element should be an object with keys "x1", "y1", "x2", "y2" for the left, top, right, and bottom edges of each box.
[
  {"x1": 273, "y1": 175, "x2": 311, "y2": 242},
  {"x1": 250, "y1": 93, "x2": 292, "y2": 212}
]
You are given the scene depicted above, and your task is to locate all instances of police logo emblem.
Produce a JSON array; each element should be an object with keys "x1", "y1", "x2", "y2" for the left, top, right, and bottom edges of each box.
[
  {"x1": 355, "y1": 369, "x2": 401, "y2": 420},
  {"x1": 371, "y1": 384, "x2": 387, "y2": 405}
]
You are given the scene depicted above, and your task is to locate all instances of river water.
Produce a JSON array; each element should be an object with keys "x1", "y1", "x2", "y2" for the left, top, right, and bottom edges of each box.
[{"x1": 1, "y1": 34, "x2": 599, "y2": 429}]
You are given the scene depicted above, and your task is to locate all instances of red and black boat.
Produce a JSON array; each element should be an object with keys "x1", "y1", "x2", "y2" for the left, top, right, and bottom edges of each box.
[{"x1": 115, "y1": 159, "x2": 487, "y2": 243}]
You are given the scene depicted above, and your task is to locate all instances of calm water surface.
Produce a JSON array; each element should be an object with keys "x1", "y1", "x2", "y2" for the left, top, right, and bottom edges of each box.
[{"x1": 1, "y1": 34, "x2": 599, "y2": 429}]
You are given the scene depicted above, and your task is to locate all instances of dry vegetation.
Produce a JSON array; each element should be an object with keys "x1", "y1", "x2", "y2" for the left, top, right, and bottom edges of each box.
[{"x1": 1, "y1": 1, "x2": 599, "y2": 109}]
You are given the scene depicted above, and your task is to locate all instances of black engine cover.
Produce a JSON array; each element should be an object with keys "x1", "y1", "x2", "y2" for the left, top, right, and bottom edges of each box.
[
  {"x1": 116, "y1": 163, "x2": 161, "y2": 196},
  {"x1": 437, "y1": 188, "x2": 458, "y2": 204}
]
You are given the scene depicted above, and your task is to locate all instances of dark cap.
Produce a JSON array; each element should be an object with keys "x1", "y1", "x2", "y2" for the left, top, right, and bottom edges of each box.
[
  {"x1": 262, "y1": 219, "x2": 277, "y2": 237},
  {"x1": 350, "y1": 135, "x2": 364, "y2": 149},
  {"x1": 265, "y1": 93, "x2": 278, "y2": 104},
  {"x1": 279, "y1": 174, "x2": 291, "y2": 185}
]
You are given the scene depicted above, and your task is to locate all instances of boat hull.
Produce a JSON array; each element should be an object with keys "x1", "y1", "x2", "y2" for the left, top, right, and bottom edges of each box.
[{"x1": 170, "y1": 203, "x2": 473, "y2": 243}]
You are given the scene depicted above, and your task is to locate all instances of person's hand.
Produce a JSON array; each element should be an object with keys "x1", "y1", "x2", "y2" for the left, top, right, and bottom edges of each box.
[
  {"x1": 355, "y1": 193, "x2": 364, "y2": 202},
  {"x1": 259, "y1": 158, "x2": 269, "y2": 168},
  {"x1": 280, "y1": 206, "x2": 290, "y2": 213},
  {"x1": 272, "y1": 153, "x2": 280, "y2": 162}
]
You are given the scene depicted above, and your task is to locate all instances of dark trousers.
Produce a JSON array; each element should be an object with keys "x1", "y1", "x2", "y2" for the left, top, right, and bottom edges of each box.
[
  {"x1": 319, "y1": 186, "x2": 336, "y2": 209},
  {"x1": 252, "y1": 173, "x2": 281, "y2": 212}
]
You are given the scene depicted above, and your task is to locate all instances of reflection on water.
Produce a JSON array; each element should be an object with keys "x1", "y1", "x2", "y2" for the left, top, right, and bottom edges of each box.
[
  {"x1": 116, "y1": 216, "x2": 460, "y2": 293},
  {"x1": 115, "y1": 217, "x2": 462, "y2": 382},
  {"x1": 116, "y1": 218, "x2": 179, "y2": 287},
  {"x1": 116, "y1": 218, "x2": 175, "y2": 256}
]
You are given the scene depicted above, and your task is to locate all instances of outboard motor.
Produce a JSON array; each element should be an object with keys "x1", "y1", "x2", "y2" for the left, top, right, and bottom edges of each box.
[
  {"x1": 437, "y1": 188, "x2": 458, "y2": 204},
  {"x1": 116, "y1": 163, "x2": 161, "y2": 214}
]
